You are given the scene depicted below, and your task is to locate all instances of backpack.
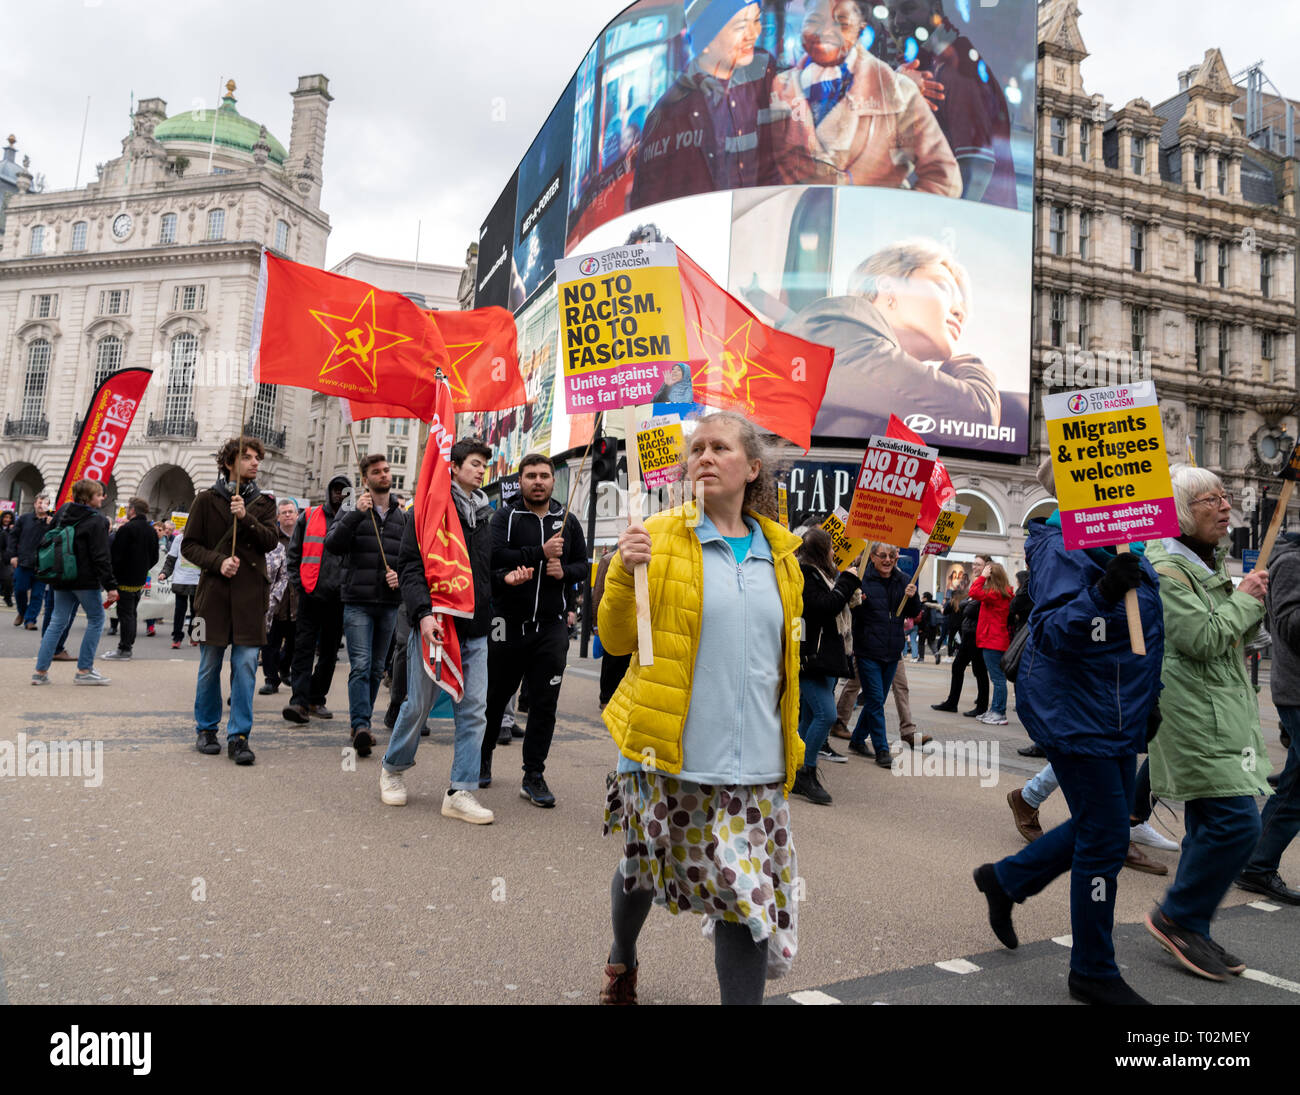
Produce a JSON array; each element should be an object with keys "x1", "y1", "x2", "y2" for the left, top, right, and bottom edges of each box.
[{"x1": 36, "y1": 524, "x2": 79, "y2": 584}]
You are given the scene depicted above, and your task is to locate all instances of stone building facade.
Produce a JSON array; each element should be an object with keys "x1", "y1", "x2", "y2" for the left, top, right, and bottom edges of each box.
[{"x1": 0, "y1": 76, "x2": 332, "y2": 517}]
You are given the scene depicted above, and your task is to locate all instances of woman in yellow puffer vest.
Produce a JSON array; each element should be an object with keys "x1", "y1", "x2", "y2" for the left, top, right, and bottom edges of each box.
[{"x1": 598, "y1": 412, "x2": 804, "y2": 1005}]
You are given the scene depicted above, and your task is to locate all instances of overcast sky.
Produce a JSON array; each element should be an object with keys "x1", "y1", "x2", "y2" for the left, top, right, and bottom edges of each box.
[{"x1": 4, "y1": 1, "x2": 1297, "y2": 272}]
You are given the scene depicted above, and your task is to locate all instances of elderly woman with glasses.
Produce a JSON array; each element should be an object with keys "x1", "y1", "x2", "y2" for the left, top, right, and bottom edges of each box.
[
  {"x1": 1143, "y1": 465, "x2": 1273, "y2": 982},
  {"x1": 848, "y1": 543, "x2": 919, "y2": 767}
]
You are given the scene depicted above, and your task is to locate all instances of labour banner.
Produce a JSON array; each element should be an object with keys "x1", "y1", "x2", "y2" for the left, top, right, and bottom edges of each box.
[
  {"x1": 845, "y1": 435, "x2": 937, "y2": 545},
  {"x1": 635, "y1": 415, "x2": 685, "y2": 490},
  {"x1": 1043, "y1": 383, "x2": 1177, "y2": 550},
  {"x1": 556, "y1": 242, "x2": 689, "y2": 413},
  {"x1": 921, "y1": 503, "x2": 971, "y2": 557},
  {"x1": 56, "y1": 367, "x2": 153, "y2": 509},
  {"x1": 820, "y1": 507, "x2": 868, "y2": 572}
]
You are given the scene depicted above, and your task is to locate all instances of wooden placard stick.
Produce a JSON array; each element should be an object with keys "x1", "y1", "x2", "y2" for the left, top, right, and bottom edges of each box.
[
  {"x1": 1116, "y1": 542, "x2": 1146, "y2": 656},
  {"x1": 1257, "y1": 479, "x2": 1294, "y2": 569},
  {"x1": 622, "y1": 403, "x2": 654, "y2": 666}
]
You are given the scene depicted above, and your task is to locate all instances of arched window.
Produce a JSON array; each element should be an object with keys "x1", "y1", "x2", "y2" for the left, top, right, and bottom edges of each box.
[
  {"x1": 206, "y1": 208, "x2": 225, "y2": 240},
  {"x1": 1022, "y1": 499, "x2": 1057, "y2": 527},
  {"x1": 164, "y1": 333, "x2": 199, "y2": 422},
  {"x1": 21, "y1": 339, "x2": 52, "y2": 419},
  {"x1": 159, "y1": 213, "x2": 178, "y2": 245},
  {"x1": 954, "y1": 490, "x2": 1005, "y2": 535},
  {"x1": 274, "y1": 219, "x2": 289, "y2": 252},
  {"x1": 93, "y1": 336, "x2": 123, "y2": 388}
]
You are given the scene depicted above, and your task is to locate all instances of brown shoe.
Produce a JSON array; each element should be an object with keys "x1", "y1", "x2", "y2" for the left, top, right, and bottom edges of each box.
[
  {"x1": 599, "y1": 962, "x2": 638, "y2": 1005},
  {"x1": 1007, "y1": 788, "x2": 1043, "y2": 843},
  {"x1": 51, "y1": 650, "x2": 75, "y2": 662},
  {"x1": 282, "y1": 704, "x2": 310, "y2": 724},
  {"x1": 309, "y1": 704, "x2": 333, "y2": 720},
  {"x1": 899, "y1": 730, "x2": 934, "y2": 748},
  {"x1": 829, "y1": 721, "x2": 852, "y2": 741},
  {"x1": 1124, "y1": 842, "x2": 1168, "y2": 875},
  {"x1": 25, "y1": 622, "x2": 38, "y2": 630}
]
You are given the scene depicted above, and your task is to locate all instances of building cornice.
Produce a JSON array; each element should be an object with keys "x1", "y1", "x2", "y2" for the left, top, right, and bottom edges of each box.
[{"x1": 0, "y1": 241, "x2": 266, "y2": 278}]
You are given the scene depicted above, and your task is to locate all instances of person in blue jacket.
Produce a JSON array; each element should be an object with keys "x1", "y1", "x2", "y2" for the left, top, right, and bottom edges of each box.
[{"x1": 971, "y1": 492, "x2": 1165, "y2": 1006}]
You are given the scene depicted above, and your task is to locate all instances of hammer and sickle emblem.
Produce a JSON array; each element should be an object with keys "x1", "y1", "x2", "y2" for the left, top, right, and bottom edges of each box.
[
  {"x1": 342, "y1": 326, "x2": 375, "y2": 362},
  {"x1": 721, "y1": 350, "x2": 747, "y2": 388}
]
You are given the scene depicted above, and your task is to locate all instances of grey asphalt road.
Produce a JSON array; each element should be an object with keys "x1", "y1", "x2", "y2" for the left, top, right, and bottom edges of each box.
[{"x1": 2, "y1": 612, "x2": 1297, "y2": 1007}]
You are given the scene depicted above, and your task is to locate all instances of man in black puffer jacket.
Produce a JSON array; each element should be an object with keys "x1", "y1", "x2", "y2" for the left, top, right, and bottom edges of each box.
[
  {"x1": 32, "y1": 478, "x2": 118, "y2": 684},
  {"x1": 849, "y1": 542, "x2": 919, "y2": 766},
  {"x1": 104, "y1": 497, "x2": 159, "y2": 660},
  {"x1": 325, "y1": 454, "x2": 407, "y2": 756},
  {"x1": 379, "y1": 439, "x2": 503, "y2": 824}
]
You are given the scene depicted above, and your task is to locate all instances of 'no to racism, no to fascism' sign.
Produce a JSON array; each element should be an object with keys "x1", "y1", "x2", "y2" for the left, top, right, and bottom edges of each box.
[
  {"x1": 1044, "y1": 383, "x2": 1178, "y2": 550},
  {"x1": 555, "y1": 242, "x2": 688, "y2": 414}
]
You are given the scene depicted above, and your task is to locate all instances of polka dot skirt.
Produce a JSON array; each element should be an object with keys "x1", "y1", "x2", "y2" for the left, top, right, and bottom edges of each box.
[{"x1": 603, "y1": 771, "x2": 798, "y2": 978}]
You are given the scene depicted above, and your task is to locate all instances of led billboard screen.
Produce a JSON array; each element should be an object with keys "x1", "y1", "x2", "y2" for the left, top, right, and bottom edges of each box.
[{"x1": 472, "y1": 0, "x2": 1037, "y2": 459}]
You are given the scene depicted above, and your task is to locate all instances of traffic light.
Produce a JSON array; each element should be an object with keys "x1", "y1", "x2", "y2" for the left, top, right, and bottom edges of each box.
[{"x1": 592, "y1": 434, "x2": 619, "y2": 482}]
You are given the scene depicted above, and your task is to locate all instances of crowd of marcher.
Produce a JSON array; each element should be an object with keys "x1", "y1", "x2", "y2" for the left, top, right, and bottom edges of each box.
[{"x1": 10, "y1": 420, "x2": 1299, "y2": 1007}]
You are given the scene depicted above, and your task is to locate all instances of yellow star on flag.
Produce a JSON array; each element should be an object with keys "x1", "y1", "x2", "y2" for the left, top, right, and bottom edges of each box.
[
  {"x1": 310, "y1": 290, "x2": 413, "y2": 391},
  {"x1": 690, "y1": 319, "x2": 783, "y2": 406},
  {"x1": 441, "y1": 341, "x2": 485, "y2": 405}
]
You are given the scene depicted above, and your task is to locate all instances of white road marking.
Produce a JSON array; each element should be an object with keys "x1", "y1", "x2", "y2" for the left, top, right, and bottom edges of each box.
[
  {"x1": 1241, "y1": 968, "x2": 1300, "y2": 995},
  {"x1": 1052, "y1": 935, "x2": 1073, "y2": 947},
  {"x1": 790, "y1": 989, "x2": 841, "y2": 1005},
  {"x1": 935, "y1": 958, "x2": 980, "y2": 974},
  {"x1": 1248, "y1": 900, "x2": 1281, "y2": 912}
]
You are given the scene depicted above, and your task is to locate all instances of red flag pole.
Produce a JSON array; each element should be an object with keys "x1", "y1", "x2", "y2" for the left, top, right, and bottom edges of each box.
[{"x1": 344, "y1": 420, "x2": 392, "y2": 573}]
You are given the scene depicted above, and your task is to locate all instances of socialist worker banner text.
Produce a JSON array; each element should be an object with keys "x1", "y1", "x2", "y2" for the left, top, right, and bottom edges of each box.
[
  {"x1": 846, "y1": 435, "x2": 937, "y2": 546},
  {"x1": 1044, "y1": 383, "x2": 1178, "y2": 550},
  {"x1": 556, "y1": 242, "x2": 688, "y2": 413}
]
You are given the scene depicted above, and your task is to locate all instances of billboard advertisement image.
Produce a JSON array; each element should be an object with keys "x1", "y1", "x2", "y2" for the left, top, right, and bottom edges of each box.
[{"x1": 472, "y1": 0, "x2": 1037, "y2": 459}]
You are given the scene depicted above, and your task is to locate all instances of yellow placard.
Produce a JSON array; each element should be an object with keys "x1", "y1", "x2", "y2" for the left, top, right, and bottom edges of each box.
[
  {"x1": 556, "y1": 243, "x2": 689, "y2": 413},
  {"x1": 170, "y1": 511, "x2": 189, "y2": 531},
  {"x1": 636, "y1": 418, "x2": 685, "y2": 489},
  {"x1": 922, "y1": 504, "x2": 970, "y2": 557},
  {"x1": 821, "y1": 507, "x2": 868, "y2": 572}
]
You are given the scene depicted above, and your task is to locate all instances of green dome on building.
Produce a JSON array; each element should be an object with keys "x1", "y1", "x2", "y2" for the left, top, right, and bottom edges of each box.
[{"x1": 154, "y1": 81, "x2": 287, "y2": 165}]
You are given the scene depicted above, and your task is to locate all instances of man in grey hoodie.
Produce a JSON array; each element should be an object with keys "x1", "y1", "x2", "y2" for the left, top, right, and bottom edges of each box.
[{"x1": 1237, "y1": 533, "x2": 1300, "y2": 904}]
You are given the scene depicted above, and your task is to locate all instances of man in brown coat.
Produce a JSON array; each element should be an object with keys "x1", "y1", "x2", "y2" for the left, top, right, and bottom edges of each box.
[{"x1": 182, "y1": 437, "x2": 280, "y2": 764}]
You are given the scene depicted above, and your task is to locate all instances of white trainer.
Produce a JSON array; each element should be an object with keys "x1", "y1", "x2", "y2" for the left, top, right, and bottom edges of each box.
[
  {"x1": 379, "y1": 768, "x2": 407, "y2": 807},
  {"x1": 1130, "y1": 820, "x2": 1178, "y2": 851},
  {"x1": 442, "y1": 789, "x2": 494, "y2": 825}
]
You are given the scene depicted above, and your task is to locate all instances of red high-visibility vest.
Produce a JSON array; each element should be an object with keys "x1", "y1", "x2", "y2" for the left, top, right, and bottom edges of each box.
[{"x1": 299, "y1": 505, "x2": 328, "y2": 593}]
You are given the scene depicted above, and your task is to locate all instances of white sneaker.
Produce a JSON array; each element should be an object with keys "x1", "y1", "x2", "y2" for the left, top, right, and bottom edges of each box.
[
  {"x1": 975, "y1": 711, "x2": 993, "y2": 723},
  {"x1": 442, "y1": 789, "x2": 494, "y2": 825},
  {"x1": 985, "y1": 714, "x2": 1009, "y2": 726},
  {"x1": 1130, "y1": 820, "x2": 1178, "y2": 851},
  {"x1": 379, "y1": 768, "x2": 407, "y2": 807}
]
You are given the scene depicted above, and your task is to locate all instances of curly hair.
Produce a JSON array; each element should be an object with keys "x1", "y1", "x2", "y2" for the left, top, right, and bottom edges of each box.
[
  {"x1": 215, "y1": 436, "x2": 265, "y2": 475},
  {"x1": 692, "y1": 411, "x2": 778, "y2": 520}
]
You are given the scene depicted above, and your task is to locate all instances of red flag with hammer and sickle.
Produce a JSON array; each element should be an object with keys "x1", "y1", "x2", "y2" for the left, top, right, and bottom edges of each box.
[{"x1": 251, "y1": 252, "x2": 450, "y2": 418}]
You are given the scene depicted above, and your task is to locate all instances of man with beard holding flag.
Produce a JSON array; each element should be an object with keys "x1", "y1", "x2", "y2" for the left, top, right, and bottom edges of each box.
[{"x1": 378, "y1": 383, "x2": 503, "y2": 824}]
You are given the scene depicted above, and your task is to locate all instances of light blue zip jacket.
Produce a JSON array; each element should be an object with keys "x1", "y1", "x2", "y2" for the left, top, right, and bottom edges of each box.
[{"x1": 617, "y1": 511, "x2": 786, "y2": 784}]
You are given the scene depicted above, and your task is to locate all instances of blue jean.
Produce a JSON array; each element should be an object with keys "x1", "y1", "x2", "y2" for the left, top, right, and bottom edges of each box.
[
  {"x1": 14, "y1": 565, "x2": 45, "y2": 624},
  {"x1": 41, "y1": 583, "x2": 75, "y2": 652},
  {"x1": 797, "y1": 675, "x2": 837, "y2": 770},
  {"x1": 1246, "y1": 705, "x2": 1300, "y2": 874},
  {"x1": 1022, "y1": 763, "x2": 1059, "y2": 809},
  {"x1": 194, "y1": 643, "x2": 259, "y2": 739},
  {"x1": 904, "y1": 631, "x2": 918, "y2": 659},
  {"x1": 1161, "y1": 795, "x2": 1261, "y2": 936},
  {"x1": 851, "y1": 656, "x2": 898, "y2": 754},
  {"x1": 35, "y1": 589, "x2": 104, "y2": 672},
  {"x1": 342, "y1": 603, "x2": 399, "y2": 731},
  {"x1": 383, "y1": 629, "x2": 488, "y2": 790},
  {"x1": 982, "y1": 648, "x2": 1007, "y2": 716},
  {"x1": 1025, "y1": 756, "x2": 1154, "y2": 821},
  {"x1": 994, "y1": 749, "x2": 1135, "y2": 979}
]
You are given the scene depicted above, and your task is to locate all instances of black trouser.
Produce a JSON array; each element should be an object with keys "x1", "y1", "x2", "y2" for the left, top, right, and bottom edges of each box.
[
  {"x1": 172, "y1": 586, "x2": 196, "y2": 642},
  {"x1": 600, "y1": 652, "x2": 632, "y2": 705},
  {"x1": 482, "y1": 620, "x2": 569, "y2": 776},
  {"x1": 262, "y1": 614, "x2": 296, "y2": 687},
  {"x1": 385, "y1": 605, "x2": 411, "y2": 728},
  {"x1": 116, "y1": 588, "x2": 142, "y2": 653},
  {"x1": 290, "y1": 593, "x2": 344, "y2": 708},
  {"x1": 943, "y1": 635, "x2": 989, "y2": 709}
]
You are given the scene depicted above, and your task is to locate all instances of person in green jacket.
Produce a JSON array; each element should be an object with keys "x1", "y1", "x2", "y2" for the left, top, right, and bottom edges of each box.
[{"x1": 1143, "y1": 465, "x2": 1272, "y2": 982}]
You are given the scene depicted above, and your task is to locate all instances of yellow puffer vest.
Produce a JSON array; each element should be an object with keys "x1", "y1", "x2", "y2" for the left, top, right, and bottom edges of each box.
[{"x1": 599, "y1": 505, "x2": 805, "y2": 793}]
